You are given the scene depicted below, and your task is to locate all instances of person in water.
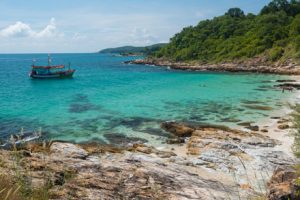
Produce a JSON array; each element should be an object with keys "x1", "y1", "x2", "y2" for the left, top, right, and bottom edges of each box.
[{"x1": 282, "y1": 86, "x2": 293, "y2": 93}]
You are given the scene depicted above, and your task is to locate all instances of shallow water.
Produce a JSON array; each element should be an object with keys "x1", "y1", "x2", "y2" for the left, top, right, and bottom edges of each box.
[{"x1": 0, "y1": 53, "x2": 294, "y2": 144}]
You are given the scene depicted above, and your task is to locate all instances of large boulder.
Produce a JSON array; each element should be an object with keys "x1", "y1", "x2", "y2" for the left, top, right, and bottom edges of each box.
[
  {"x1": 267, "y1": 166, "x2": 300, "y2": 200},
  {"x1": 50, "y1": 142, "x2": 88, "y2": 159},
  {"x1": 161, "y1": 121, "x2": 195, "y2": 137}
]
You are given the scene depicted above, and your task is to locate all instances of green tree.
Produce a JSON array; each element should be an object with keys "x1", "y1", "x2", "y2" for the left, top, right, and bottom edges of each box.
[
  {"x1": 225, "y1": 8, "x2": 245, "y2": 18},
  {"x1": 289, "y1": 0, "x2": 300, "y2": 16},
  {"x1": 261, "y1": 0, "x2": 290, "y2": 15},
  {"x1": 290, "y1": 14, "x2": 300, "y2": 35}
]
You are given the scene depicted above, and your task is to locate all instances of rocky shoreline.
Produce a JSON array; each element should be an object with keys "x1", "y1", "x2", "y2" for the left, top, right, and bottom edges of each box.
[
  {"x1": 0, "y1": 117, "x2": 299, "y2": 199},
  {"x1": 1, "y1": 65, "x2": 300, "y2": 199},
  {"x1": 126, "y1": 58, "x2": 300, "y2": 75}
]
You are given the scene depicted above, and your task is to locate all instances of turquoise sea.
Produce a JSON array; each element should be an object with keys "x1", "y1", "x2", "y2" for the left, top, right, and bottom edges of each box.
[{"x1": 0, "y1": 53, "x2": 294, "y2": 145}]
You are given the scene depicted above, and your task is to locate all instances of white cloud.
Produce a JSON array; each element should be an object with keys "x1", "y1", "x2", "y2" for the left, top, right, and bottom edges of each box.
[
  {"x1": 0, "y1": 12, "x2": 181, "y2": 52},
  {"x1": 129, "y1": 27, "x2": 158, "y2": 45},
  {"x1": 0, "y1": 21, "x2": 33, "y2": 37},
  {"x1": 0, "y1": 18, "x2": 62, "y2": 38},
  {"x1": 35, "y1": 18, "x2": 61, "y2": 38}
]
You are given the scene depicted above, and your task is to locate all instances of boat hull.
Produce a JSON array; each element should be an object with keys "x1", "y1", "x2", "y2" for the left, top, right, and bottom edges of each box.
[{"x1": 30, "y1": 70, "x2": 75, "y2": 79}]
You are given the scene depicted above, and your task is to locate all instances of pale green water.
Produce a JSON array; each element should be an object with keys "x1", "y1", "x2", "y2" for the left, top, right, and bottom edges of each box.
[{"x1": 0, "y1": 53, "x2": 294, "y2": 144}]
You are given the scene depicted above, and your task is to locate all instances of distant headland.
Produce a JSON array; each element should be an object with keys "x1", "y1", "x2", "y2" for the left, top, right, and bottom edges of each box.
[{"x1": 98, "y1": 43, "x2": 167, "y2": 56}]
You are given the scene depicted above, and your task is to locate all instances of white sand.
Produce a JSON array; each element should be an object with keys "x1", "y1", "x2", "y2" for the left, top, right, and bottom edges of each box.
[{"x1": 255, "y1": 75, "x2": 300, "y2": 158}]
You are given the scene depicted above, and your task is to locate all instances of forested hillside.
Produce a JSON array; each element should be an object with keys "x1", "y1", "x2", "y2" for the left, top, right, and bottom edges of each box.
[
  {"x1": 99, "y1": 43, "x2": 166, "y2": 55},
  {"x1": 153, "y1": 0, "x2": 300, "y2": 63}
]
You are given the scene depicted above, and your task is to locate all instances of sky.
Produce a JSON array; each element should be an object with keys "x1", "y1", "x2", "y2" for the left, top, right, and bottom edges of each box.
[{"x1": 0, "y1": 0, "x2": 271, "y2": 53}]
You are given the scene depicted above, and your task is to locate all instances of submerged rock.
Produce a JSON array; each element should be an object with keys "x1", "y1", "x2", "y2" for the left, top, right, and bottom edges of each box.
[
  {"x1": 166, "y1": 137, "x2": 185, "y2": 144},
  {"x1": 142, "y1": 127, "x2": 171, "y2": 137},
  {"x1": 104, "y1": 133, "x2": 148, "y2": 146},
  {"x1": 243, "y1": 104, "x2": 273, "y2": 111},
  {"x1": 240, "y1": 100, "x2": 264, "y2": 104},
  {"x1": 68, "y1": 103, "x2": 102, "y2": 113},
  {"x1": 220, "y1": 117, "x2": 241, "y2": 123},
  {"x1": 71, "y1": 94, "x2": 89, "y2": 103},
  {"x1": 276, "y1": 80, "x2": 296, "y2": 83},
  {"x1": 237, "y1": 122, "x2": 253, "y2": 127}
]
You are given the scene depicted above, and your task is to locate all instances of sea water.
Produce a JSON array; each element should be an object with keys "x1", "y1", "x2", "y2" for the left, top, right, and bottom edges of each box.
[{"x1": 0, "y1": 53, "x2": 295, "y2": 144}]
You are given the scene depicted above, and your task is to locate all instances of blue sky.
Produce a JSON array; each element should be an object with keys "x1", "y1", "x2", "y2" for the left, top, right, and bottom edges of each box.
[{"x1": 0, "y1": 0, "x2": 271, "y2": 53}]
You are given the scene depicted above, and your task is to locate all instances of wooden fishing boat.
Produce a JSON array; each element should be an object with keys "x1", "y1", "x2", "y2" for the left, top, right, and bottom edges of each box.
[{"x1": 29, "y1": 55, "x2": 75, "y2": 79}]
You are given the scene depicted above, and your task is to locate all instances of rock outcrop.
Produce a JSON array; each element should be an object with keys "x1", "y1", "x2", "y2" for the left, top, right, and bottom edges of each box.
[
  {"x1": 160, "y1": 121, "x2": 297, "y2": 193},
  {"x1": 267, "y1": 167, "x2": 300, "y2": 200},
  {"x1": 126, "y1": 58, "x2": 300, "y2": 75},
  {"x1": 161, "y1": 121, "x2": 194, "y2": 137},
  {"x1": 0, "y1": 121, "x2": 298, "y2": 199},
  {"x1": 0, "y1": 142, "x2": 242, "y2": 200}
]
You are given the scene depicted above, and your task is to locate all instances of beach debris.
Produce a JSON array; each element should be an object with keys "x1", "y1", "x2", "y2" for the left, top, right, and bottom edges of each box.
[{"x1": 0, "y1": 128, "x2": 43, "y2": 150}]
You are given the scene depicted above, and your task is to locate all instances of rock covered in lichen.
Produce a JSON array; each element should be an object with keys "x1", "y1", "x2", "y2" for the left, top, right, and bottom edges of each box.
[
  {"x1": 0, "y1": 120, "x2": 298, "y2": 199},
  {"x1": 267, "y1": 166, "x2": 300, "y2": 200},
  {"x1": 50, "y1": 142, "x2": 88, "y2": 159},
  {"x1": 0, "y1": 142, "x2": 243, "y2": 200}
]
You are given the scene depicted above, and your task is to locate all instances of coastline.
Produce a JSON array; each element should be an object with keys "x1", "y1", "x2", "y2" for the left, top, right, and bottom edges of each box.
[
  {"x1": 127, "y1": 58, "x2": 300, "y2": 163},
  {"x1": 1, "y1": 115, "x2": 298, "y2": 199},
  {"x1": 253, "y1": 75, "x2": 300, "y2": 157},
  {"x1": 1, "y1": 102, "x2": 299, "y2": 199},
  {"x1": 1, "y1": 67, "x2": 300, "y2": 199},
  {"x1": 127, "y1": 58, "x2": 300, "y2": 75},
  {"x1": 2, "y1": 0, "x2": 300, "y2": 198}
]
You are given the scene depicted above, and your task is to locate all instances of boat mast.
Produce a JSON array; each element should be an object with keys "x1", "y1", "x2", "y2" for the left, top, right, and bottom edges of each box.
[
  {"x1": 32, "y1": 59, "x2": 36, "y2": 67},
  {"x1": 48, "y1": 54, "x2": 51, "y2": 66}
]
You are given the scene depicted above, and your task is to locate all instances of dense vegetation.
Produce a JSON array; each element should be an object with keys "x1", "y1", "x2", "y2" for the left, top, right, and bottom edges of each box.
[
  {"x1": 99, "y1": 43, "x2": 167, "y2": 55},
  {"x1": 154, "y1": 0, "x2": 300, "y2": 63}
]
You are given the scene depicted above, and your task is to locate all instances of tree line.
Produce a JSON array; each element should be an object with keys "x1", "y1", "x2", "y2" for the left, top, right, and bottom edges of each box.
[{"x1": 153, "y1": 0, "x2": 300, "y2": 63}]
